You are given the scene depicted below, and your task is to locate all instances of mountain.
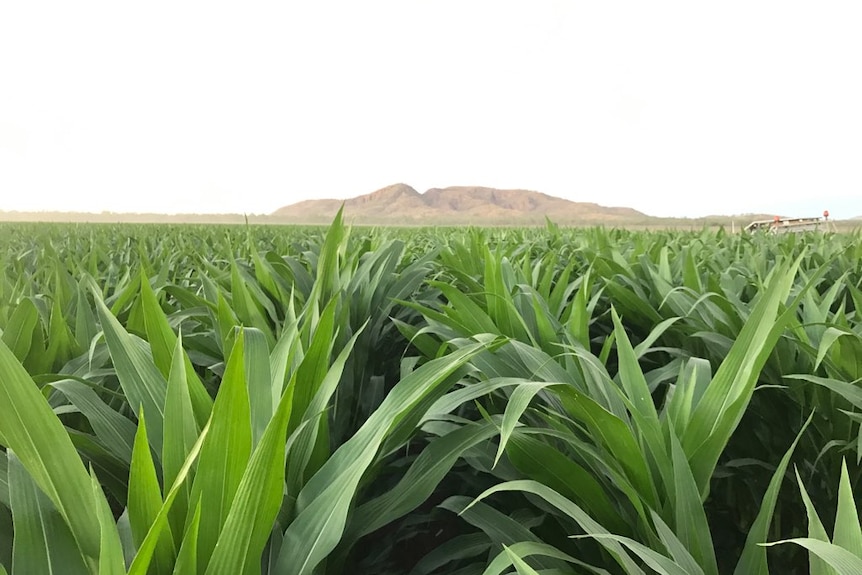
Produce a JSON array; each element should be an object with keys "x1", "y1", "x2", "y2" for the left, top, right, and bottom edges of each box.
[{"x1": 272, "y1": 184, "x2": 648, "y2": 225}]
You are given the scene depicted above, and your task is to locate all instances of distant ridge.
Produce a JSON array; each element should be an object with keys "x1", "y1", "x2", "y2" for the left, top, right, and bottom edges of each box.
[{"x1": 272, "y1": 183, "x2": 647, "y2": 225}]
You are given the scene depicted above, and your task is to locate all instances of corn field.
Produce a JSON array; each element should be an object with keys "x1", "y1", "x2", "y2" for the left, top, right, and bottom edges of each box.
[{"x1": 1, "y1": 214, "x2": 862, "y2": 574}]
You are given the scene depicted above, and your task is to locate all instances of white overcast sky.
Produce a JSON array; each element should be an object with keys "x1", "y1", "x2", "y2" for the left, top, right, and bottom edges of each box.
[{"x1": 0, "y1": 1, "x2": 860, "y2": 218}]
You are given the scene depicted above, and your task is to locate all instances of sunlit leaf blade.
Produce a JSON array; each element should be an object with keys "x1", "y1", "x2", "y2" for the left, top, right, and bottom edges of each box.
[
  {"x1": 795, "y1": 467, "x2": 833, "y2": 575},
  {"x1": 205, "y1": 360, "x2": 294, "y2": 574},
  {"x1": 0, "y1": 338, "x2": 101, "y2": 568},
  {"x1": 8, "y1": 451, "x2": 89, "y2": 575},
  {"x1": 763, "y1": 539, "x2": 862, "y2": 575},
  {"x1": 276, "y1": 342, "x2": 489, "y2": 575},
  {"x1": 94, "y1": 292, "x2": 168, "y2": 457},
  {"x1": 188, "y1": 332, "x2": 252, "y2": 572},
  {"x1": 503, "y1": 544, "x2": 543, "y2": 575},
  {"x1": 92, "y1": 467, "x2": 125, "y2": 575},
  {"x1": 129, "y1": 419, "x2": 211, "y2": 575},
  {"x1": 243, "y1": 327, "x2": 273, "y2": 448},
  {"x1": 139, "y1": 269, "x2": 213, "y2": 428},
  {"x1": 162, "y1": 335, "x2": 199, "y2": 546},
  {"x1": 172, "y1": 500, "x2": 201, "y2": 575},
  {"x1": 682, "y1": 256, "x2": 802, "y2": 492},
  {"x1": 833, "y1": 459, "x2": 862, "y2": 559},
  {"x1": 50, "y1": 379, "x2": 137, "y2": 464},
  {"x1": 128, "y1": 410, "x2": 175, "y2": 573},
  {"x1": 1, "y1": 298, "x2": 38, "y2": 362}
]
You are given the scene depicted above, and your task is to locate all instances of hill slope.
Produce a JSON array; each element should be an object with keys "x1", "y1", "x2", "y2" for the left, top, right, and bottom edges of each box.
[{"x1": 273, "y1": 184, "x2": 647, "y2": 225}]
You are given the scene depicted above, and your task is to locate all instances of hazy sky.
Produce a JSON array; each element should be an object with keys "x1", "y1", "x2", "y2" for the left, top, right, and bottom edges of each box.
[{"x1": 1, "y1": 1, "x2": 860, "y2": 218}]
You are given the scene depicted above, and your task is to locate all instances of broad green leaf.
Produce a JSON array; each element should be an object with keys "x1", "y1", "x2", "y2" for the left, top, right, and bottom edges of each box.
[
  {"x1": 0, "y1": 338, "x2": 101, "y2": 568},
  {"x1": 276, "y1": 342, "x2": 489, "y2": 575},
  {"x1": 667, "y1": 430, "x2": 717, "y2": 575},
  {"x1": 139, "y1": 269, "x2": 212, "y2": 428},
  {"x1": 94, "y1": 292, "x2": 168, "y2": 457},
  {"x1": 733, "y1": 412, "x2": 812, "y2": 575},
  {"x1": 243, "y1": 327, "x2": 272, "y2": 448},
  {"x1": 439, "y1": 497, "x2": 567, "y2": 572},
  {"x1": 833, "y1": 459, "x2": 862, "y2": 558},
  {"x1": 763, "y1": 539, "x2": 862, "y2": 575},
  {"x1": 575, "y1": 534, "x2": 694, "y2": 575},
  {"x1": 8, "y1": 451, "x2": 89, "y2": 575},
  {"x1": 162, "y1": 335, "x2": 200, "y2": 546},
  {"x1": 205, "y1": 354, "x2": 295, "y2": 574},
  {"x1": 494, "y1": 382, "x2": 552, "y2": 468},
  {"x1": 651, "y1": 511, "x2": 705, "y2": 575},
  {"x1": 173, "y1": 500, "x2": 201, "y2": 575},
  {"x1": 129, "y1": 419, "x2": 211, "y2": 575},
  {"x1": 92, "y1": 467, "x2": 125, "y2": 575},
  {"x1": 483, "y1": 541, "x2": 609, "y2": 575},
  {"x1": 556, "y1": 386, "x2": 657, "y2": 510},
  {"x1": 50, "y1": 379, "x2": 137, "y2": 464},
  {"x1": 348, "y1": 420, "x2": 499, "y2": 542},
  {"x1": 128, "y1": 411, "x2": 175, "y2": 573},
  {"x1": 507, "y1": 432, "x2": 626, "y2": 534},
  {"x1": 504, "y1": 544, "x2": 543, "y2": 575},
  {"x1": 188, "y1": 332, "x2": 253, "y2": 572},
  {"x1": 795, "y1": 467, "x2": 833, "y2": 575},
  {"x1": 1, "y1": 298, "x2": 38, "y2": 361},
  {"x1": 462, "y1": 480, "x2": 644, "y2": 575},
  {"x1": 682, "y1": 255, "x2": 802, "y2": 493}
]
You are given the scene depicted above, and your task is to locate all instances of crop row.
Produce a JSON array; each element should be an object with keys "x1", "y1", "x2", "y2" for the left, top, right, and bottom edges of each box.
[{"x1": 0, "y1": 217, "x2": 861, "y2": 574}]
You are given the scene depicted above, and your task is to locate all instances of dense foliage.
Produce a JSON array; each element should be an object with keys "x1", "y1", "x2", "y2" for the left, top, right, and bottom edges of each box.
[{"x1": 1, "y1": 215, "x2": 861, "y2": 574}]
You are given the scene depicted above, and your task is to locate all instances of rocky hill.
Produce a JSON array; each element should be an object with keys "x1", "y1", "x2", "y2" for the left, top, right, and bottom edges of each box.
[{"x1": 272, "y1": 184, "x2": 648, "y2": 225}]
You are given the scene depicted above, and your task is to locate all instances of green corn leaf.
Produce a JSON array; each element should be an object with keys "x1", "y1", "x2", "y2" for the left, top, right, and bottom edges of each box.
[
  {"x1": 461, "y1": 480, "x2": 644, "y2": 575},
  {"x1": 347, "y1": 420, "x2": 499, "y2": 543},
  {"x1": 1, "y1": 298, "x2": 38, "y2": 362},
  {"x1": 762, "y1": 539, "x2": 862, "y2": 575},
  {"x1": 74, "y1": 286, "x2": 98, "y2": 352},
  {"x1": 733, "y1": 412, "x2": 812, "y2": 575},
  {"x1": 8, "y1": 451, "x2": 89, "y2": 575},
  {"x1": 439, "y1": 497, "x2": 567, "y2": 572},
  {"x1": 188, "y1": 332, "x2": 253, "y2": 572},
  {"x1": 92, "y1": 467, "x2": 125, "y2": 575},
  {"x1": 795, "y1": 467, "x2": 833, "y2": 575},
  {"x1": 50, "y1": 379, "x2": 137, "y2": 464},
  {"x1": 833, "y1": 459, "x2": 862, "y2": 558},
  {"x1": 507, "y1": 432, "x2": 627, "y2": 534},
  {"x1": 285, "y1": 325, "x2": 363, "y2": 498},
  {"x1": 0, "y1": 451, "x2": 8, "y2": 508},
  {"x1": 128, "y1": 410, "x2": 176, "y2": 573},
  {"x1": 243, "y1": 327, "x2": 273, "y2": 448},
  {"x1": 162, "y1": 335, "x2": 200, "y2": 546},
  {"x1": 204, "y1": 352, "x2": 295, "y2": 575},
  {"x1": 276, "y1": 342, "x2": 489, "y2": 575},
  {"x1": 503, "y1": 544, "x2": 543, "y2": 575},
  {"x1": 129, "y1": 418, "x2": 211, "y2": 575},
  {"x1": 0, "y1": 338, "x2": 102, "y2": 568},
  {"x1": 682, "y1": 255, "x2": 802, "y2": 493},
  {"x1": 287, "y1": 297, "x2": 338, "y2": 436},
  {"x1": 409, "y1": 533, "x2": 491, "y2": 575},
  {"x1": 139, "y1": 269, "x2": 212, "y2": 428},
  {"x1": 651, "y1": 511, "x2": 705, "y2": 575},
  {"x1": 667, "y1": 430, "x2": 717, "y2": 575},
  {"x1": 483, "y1": 541, "x2": 609, "y2": 575},
  {"x1": 230, "y1": 262, "x2": 276, "y2": 349},
  {"x1": 94, "y1": 292, "x2": 168, "y2": 458},
  {"x1": 574, "y1": 533, "x2": 695, "y2": 575},
  {"x1": 556, "y1": 386, "x2": 658, "y2": 510},
  {"x1": 173, "y1": 500, "x2": 201, "y2": 575},
  {"x1": 787, "y1": 374, "x2": 862, "y2": 409},
  {"x1": 494, "y1": 381, "x2": 553, "y2": 468}
]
